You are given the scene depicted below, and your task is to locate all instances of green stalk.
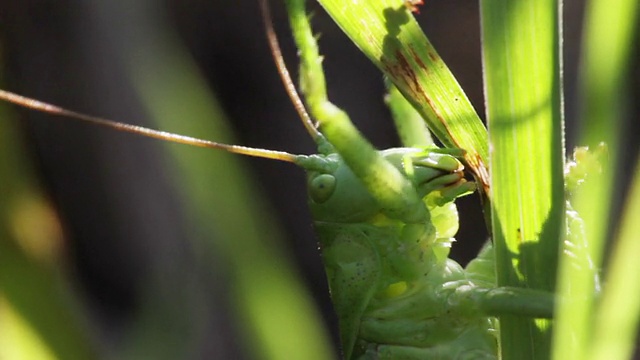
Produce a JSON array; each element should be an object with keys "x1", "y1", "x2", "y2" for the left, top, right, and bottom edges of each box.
[
  {"x1": 385, "y1": 80, "x2": 434, "y2": 148},
  {"x1": 479, "y1": 0, "x2": 564, "y2": 358},
  {"x1": 553, "y1": 0, "x2": 638, "y2": 357},
  {"x1": 588, "y1": 161, "x2": 640, "y2": 360}
]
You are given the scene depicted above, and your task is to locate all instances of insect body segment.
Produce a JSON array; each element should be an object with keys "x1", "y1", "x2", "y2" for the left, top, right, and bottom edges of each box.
[{"x1": 303, "y1": 149, "x2": 492, "y2": 358}]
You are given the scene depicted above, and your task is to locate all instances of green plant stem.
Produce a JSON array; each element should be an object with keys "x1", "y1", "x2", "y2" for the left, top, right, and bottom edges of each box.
[{"x1": 480, "y1": 0, "x2": 565, "y2": 358}]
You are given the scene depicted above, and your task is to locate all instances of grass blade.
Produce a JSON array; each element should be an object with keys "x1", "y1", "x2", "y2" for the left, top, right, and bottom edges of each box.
[
  {"x1": 589, "y1": 160, "x2": 640, "y2": 360},
  {"x1": 553, "y1": 0, "x2": 638, "y2": 357},
  {"x1": 479, "y1": 0, "x2": 565, "y2": 358}
]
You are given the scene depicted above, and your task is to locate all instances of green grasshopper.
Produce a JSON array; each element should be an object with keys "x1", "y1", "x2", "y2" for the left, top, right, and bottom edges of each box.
[{"x1": 0, "y1": 0, "x2": 556, "y2": 358}]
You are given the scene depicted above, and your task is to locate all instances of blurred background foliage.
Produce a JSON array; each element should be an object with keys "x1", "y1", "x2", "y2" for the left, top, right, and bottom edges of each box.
[{"x1": 0, "y1": 0, "x2": 637, "y2": 359}]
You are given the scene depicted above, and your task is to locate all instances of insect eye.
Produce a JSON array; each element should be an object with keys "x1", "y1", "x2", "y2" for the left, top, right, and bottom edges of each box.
[{"x1": 308, "y1": 174, "x2": 336, "y2": 204}]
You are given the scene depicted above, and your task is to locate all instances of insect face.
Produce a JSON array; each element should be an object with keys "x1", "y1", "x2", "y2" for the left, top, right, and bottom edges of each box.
[{"x1": 306, "y1": 148, "x2": 472, "y2": 224}]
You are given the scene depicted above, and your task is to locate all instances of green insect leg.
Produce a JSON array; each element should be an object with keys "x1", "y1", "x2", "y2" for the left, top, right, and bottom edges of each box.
[
  {"x1": 284, "y1": 0, "x2": 428, "y2": 225},
  {"x1": 463, "y1": 244, "x2": 556, "y2": 319}
]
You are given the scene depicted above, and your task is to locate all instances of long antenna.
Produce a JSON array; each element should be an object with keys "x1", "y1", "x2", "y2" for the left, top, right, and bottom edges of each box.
[
  {"x1": 0, "y1": 89, "x2": 296, "y2": 163},
  {"x1": 257, "y1": 0, "x2": 323, "y2": 142}
]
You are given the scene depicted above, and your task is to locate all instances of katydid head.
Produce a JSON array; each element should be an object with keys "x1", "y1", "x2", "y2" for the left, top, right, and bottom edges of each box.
[{"x1": 302, "y1": 148, "x2": 475, "y2": 224}]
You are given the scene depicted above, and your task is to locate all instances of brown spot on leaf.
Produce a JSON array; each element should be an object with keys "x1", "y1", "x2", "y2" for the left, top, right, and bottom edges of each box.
[{"x1": 409, "y1": 46, "x2": 428, "y2": 72}]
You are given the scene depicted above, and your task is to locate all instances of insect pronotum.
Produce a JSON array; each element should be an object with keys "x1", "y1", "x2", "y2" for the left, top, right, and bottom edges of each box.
[{"x1": 0, "y1": 0, "x2": 556, "y2": 359}]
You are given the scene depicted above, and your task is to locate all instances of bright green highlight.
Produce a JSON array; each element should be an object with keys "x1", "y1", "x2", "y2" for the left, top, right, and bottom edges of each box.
[
  {"x1": 589, "y1": 161, "x2": 640, "y2": 360},
  {"x1": 0, "y1": 298, "x2": 56, "y2": 360},
  {"x1": 553, "y1": 0, "x2": 638, "y2": 357},
  {"x1": 480, "y1": 0, "x2": 564, "y2": 358}
]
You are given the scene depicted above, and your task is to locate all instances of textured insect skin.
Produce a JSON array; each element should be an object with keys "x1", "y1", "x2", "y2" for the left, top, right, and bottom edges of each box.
[{"x1": 301, "y1": 148, "x2": 496, "y2": 359}]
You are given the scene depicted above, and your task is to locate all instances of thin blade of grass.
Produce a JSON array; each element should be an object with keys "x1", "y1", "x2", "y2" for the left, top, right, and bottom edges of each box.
[
  {"x1": 479, "y1": 0, "x2": 565, "y2": 358},
  {"x1": 385, "y1": 80, "x2": 434, "y2": 148},
  {"x1": 316, "y1": 0, "x2": 489, "y2": 190},
  {"x1": 552, "y1": 0, "x2": 638, "y2": 357},
  {"x1": 589, "y1": 160, "x2": 640, "y2": 360}
]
